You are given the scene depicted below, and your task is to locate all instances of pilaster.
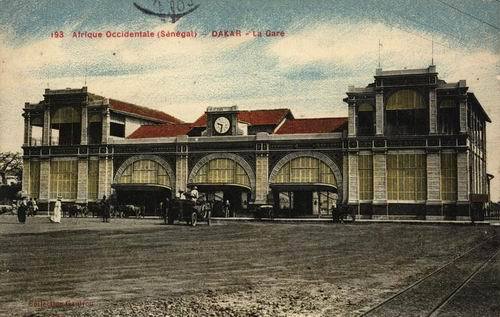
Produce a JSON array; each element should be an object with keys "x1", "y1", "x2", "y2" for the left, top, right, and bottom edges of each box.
[
  {"x1": 255, "y1": 143, "x2": 269, "y2": 204},
  {"x1": 426, "y1": 152, "x2": 441, "y2": 202},
  {"x1": 97, "y1": 157, "x2": 112, "y2": 199},
  {"x1": 348, "y1": 104, "x2": 357, "y2": 137},
  {"x1": 80, "y1": 106, "x2": 88, "y2": 145},
  {"x1": 175, "y1": 143, "x2": 188, "y2": 194},
  {"x1": 348, "y1": 153, "x2": 358, "y2": 203},
  {"x1": 77, "y1": 159, "x2": 88, "y2": 203},
  {"x1": 23, "y1": 112, "x2": 32, "y2": 146},
  {"x1": 42, "y1": 107, "x2": 51, "y2": 146},
  {"x1": 457, "y1": 151, "x2": 470, "y2": 202},
  {"x1": 373, "y1": 152, "x2": 387, "y2": 203},
  {"x1": 429, "y1": 89, "x2": 437, "y2": 134},
  {"x1": 22, "y1": 159, "x2": 30, "y2": 197},
  {"x1": 39, "y1": 159, "x2": 50, "y2": 202},
  {"x1": 375, "y1": 92, "x2": 384, "y2": 135},
  {"x1": 101, "y1": 107, "x2": 110, "y2": 144},
  {"x1": 459, "y1": 99, "x2": 467, "y2": 133}
]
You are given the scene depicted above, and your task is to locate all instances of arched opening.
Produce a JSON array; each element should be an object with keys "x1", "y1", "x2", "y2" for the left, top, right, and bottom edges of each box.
[
  {"x1": 113, "y1": 158, "x2": 173, "y2": 216},
  {"x1": 51, "y1": 106, "x2": 81, "y2": 145},
  {"x1": 385, "y1": 89, "x2": 427, "y2": 135},
  {"x1": 189, "y1": 157, "x2": 252, "y2": 217},
  {"x1": 270, "y1": 155, "x2": 339, "y2": 217}
]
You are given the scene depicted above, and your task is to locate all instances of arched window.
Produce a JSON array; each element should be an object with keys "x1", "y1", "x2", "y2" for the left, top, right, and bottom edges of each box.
[
  {"x1": 274, "y1": 156, "x2": 336, "y2": 186},
  {"x1": 385, "y1": 90, "x2": 427, "y2": 135},
  {"x1": 193, "y1": 158, "x2": 250, "y2": 188},
  {"x1": 357, "y1": 102, "x2": 374, "y2": 136},
  {"x1": 118, "y1": 160, "x2": 170, "y2": 186}
]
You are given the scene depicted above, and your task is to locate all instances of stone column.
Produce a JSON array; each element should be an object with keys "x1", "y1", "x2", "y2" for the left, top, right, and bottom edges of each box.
[
  {"x1": 342, "y1": 153, "x2": 349, "y2": 204},
  {"x1": 348, "y1": 103, "x2": 357, "y2": 137},
  {"x1": 457, "y1": 151, "x2": 469, "y2": 202},
  {"x1": 22, "y1": 158, "x2": 30, "y2": 197},
  {"x1": 175, "y1": 141, "x2": 188, "y2": 194},
  {"x1": 42, "y1": 107, "x2": 51, "y2": 146},
  {"x1": 39, "y1": 159, "x2": 50, "y2": 202},
  {"x1": 97, "y1": 157, "x2": 112, "y2": 199},
  {"x1": 23, "y1": 112, "x2": 32, "y2": 147},
  {"x1": 426, "y1": 152, "x2": 441, "y2": 202},
  {"x1": 101, "y1": 108, "x2": 110, "y2": 144},
  {"x1": 429, "y1": 89, "x2": 437, "y2": 134},
  {"x1": 348, "y1": 153, "x2": 358, "y2": 203},
  {"x1": 375, "y1": 92, "x2": 384, "y2": 135},
  {"x1": 373, "y1": 153, "x2": 387, "y2": 204},
  {"x1": 80, "y1": 106, "x2": 88, "y2": 145},
  {"x1": 77, "y1": 159, "x2": 88, "y2": 203},
  {"x1": 255, "y1": 151, "x2": 269, "y2": 204},
  {"x1": 459, "y1": 99, "x2": 467, "y2": 133}
]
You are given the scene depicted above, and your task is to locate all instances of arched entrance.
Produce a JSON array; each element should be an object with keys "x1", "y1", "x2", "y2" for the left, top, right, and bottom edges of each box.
[
  {"x1": 269, "y1": 152, "x2": 342, "y2": 217},
  {"x1": 188, "y1": 154, "x2": 255, "y2": 217},
  {"x1": 113, "y1": 155, "x2": 175, "y2": 216}
]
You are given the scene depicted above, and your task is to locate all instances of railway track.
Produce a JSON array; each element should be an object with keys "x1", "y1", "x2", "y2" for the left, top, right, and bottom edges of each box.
[{"x1": 361, "y1": 233, "x2": 499, "y2": 317}]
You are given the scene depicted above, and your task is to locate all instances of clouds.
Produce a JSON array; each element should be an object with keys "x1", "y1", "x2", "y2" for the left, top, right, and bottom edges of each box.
[{"x1": 0, "y1": 2, "x2": 499, "y2": 199}]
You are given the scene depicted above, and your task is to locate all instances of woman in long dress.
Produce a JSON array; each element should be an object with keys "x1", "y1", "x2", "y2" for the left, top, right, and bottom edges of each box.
[{"x1": 50, "y1": 196, "x2": 62, "y2": 223}]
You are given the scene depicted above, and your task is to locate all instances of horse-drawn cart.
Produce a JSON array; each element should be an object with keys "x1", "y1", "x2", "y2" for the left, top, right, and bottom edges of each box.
[{"x1": 167, "y1": 199, "x2": 211, "y2": 226}]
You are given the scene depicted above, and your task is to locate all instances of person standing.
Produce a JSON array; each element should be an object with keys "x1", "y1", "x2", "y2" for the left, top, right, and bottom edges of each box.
[
  {"x1": 50, "y1": 195, "x2": 62, "y2": 223},
  {"x1": 101, "y1": 195, "x2": 110, "y2": 223},
  {"x1": 17, "y1": 196, "x2": 28, "y2": 223},
  {"x1": 32, "y1": 198, "x2": 39, "y2": 216},
  {"x1": 190, "y1": 186, "x2": 199, "y2": 202}
]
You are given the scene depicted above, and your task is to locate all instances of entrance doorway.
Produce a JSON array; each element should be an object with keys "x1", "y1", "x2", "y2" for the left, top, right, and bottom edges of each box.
[
  {"x1": 113, "y1": 184, "x2": 171, "y2": 217},
  {"x1": 189, "y1": 184, "x2": 251, "y2": 217},
  {"x1": 271, "y1": 184, "x2": 338, "y2": 217}
]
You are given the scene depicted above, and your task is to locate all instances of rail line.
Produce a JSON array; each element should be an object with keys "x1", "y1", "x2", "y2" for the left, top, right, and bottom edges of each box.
[
  {"x1": 427, "y1": 247, "x2": 500, "y2": 317},
  {"x1": 360, "y1": 233, "x2": 498, "y2": 316}
]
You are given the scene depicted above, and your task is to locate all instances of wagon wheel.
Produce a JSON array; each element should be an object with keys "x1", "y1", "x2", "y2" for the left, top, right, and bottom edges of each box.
[{"x1": 191, "y1": 211, "x2": 197, "y2": 227}]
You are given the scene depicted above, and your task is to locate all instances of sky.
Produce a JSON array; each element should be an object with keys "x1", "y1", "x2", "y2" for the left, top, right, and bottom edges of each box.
[{"x1": 0, "y1": 0, "x2": 499, "y2": 199}]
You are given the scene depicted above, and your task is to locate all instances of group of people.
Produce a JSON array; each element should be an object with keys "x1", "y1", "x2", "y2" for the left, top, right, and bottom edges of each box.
[{"x1": 15, "y1": 196, "x2": 39, "y2": 224}]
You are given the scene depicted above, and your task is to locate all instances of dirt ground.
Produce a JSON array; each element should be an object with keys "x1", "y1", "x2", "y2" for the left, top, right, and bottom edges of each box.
[{"x1": 0, "y1": 215, "x2": 496, "y2": 316}]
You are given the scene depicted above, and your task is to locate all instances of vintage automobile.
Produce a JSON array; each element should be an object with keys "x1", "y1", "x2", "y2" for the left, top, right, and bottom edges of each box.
[{"x1": 167, "y1": 198, "x2": 211, "y2": 226}]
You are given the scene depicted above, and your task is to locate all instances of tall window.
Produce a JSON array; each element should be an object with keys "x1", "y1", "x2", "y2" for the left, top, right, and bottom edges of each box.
[
  {"x1": 118, "y1": 160, "x2": 170, "y2": 186},
  {"x1": 194, "y1": 158, "x2": 250, "y2": 187},
  {"x1": 386, "y1": 90, "x2": 427, "y2": 135},
  {"x1": 29, "y1": 160, "x2": 40, "y2": 199},
  {"x1": 275, "y1": 156, "x2": 336, "y2": 186},
  {"x1": 88, "y1": 112, "x2": 102, "y2": 144},
  {"x1": 51, "y1": 106, "x2": 81, "y2": 145},
  {"x1": 387, "y1": 153, "x2": 426, "y2": 201},
  {"x1": 88, "y1": 160, "x2": 99, "y2": 200},
  {"x1": 441, "y1": 153, "x2": 457, "y2": 201},
  {"x1": 358, "y1": 155, "x2": 373, "y2": 200},
  {"x1": 50, "y1": 160, "x2": 78, "y2": 199},
  {"x1": 357, "y1": 103, "x2": 374, "y2": 136},
  {"x1": 438, "y1": 98, "x2": 459, "y2": 134}
]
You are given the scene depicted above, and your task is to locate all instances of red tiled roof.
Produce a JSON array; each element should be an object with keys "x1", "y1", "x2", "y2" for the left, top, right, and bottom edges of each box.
[
  {"x1": 192, "y1": 109, "x2": 292, "y2": 127},
  {"x1": 109, "y1": 99, "x2": 184, "y2": 124},
  {"x1": 127, "y1": 123, "x2": 193, "y2": 139},
  {"x1": 275, "y1": 117, "x2": 347, "y2": 134}
]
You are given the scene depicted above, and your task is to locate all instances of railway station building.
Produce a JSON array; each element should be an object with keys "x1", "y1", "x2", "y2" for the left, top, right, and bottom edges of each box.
[{"x1": 21, "y1": 65, "x2": 491, "y2": 220}]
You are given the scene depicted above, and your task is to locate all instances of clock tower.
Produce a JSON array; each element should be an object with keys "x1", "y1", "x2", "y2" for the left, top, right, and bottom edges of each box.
[{"x1": 206, "y1": 106, "x2": 239, "y2": 136}]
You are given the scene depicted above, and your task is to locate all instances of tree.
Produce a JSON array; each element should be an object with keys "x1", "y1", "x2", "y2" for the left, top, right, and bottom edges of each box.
[{"x1": 0, "y1": 152, "x2": 22, "y2": 185}]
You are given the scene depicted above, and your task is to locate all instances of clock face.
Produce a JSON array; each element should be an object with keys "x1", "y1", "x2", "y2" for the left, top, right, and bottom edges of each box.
[{"x1": 214, "y1": 116, "x2": 231, "y2": 134}]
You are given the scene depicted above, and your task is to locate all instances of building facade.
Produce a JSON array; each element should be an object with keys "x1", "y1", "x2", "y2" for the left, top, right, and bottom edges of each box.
[{"x1": 21, "y1": 66, "x2": 491, "y2": 220}]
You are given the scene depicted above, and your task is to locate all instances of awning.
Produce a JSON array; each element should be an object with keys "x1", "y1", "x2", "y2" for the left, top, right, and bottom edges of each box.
[
  {"x1": 270, "y1": 183, "x2": 337, "y2": 192},
  {"x1": 112, "y1": 183, "x2": 172, "y2": 192},
  {"x1": 187, "y1": 183, "x2": 251, "y2": 192}
]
